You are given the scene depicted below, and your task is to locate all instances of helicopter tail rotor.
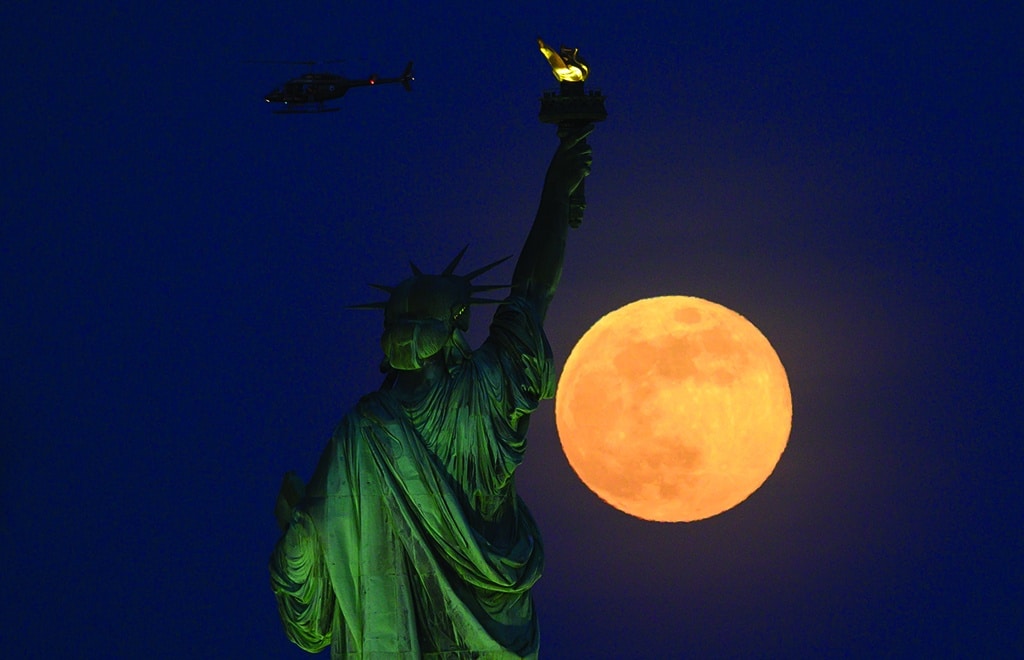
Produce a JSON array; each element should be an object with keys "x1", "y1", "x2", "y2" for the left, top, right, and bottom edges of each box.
[{"x1": 401, "y1": 61, "x2": 414, "y2": 91}]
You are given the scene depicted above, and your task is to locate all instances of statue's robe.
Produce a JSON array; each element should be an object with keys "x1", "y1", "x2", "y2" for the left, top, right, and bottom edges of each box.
[{"x1": 270, "y1": 296, "x2": 554, "y2": 659}]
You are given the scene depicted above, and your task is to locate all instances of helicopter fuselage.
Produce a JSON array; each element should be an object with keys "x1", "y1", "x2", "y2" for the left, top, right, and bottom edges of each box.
[
  {"x1": 263, "y1": 62, "x2": 413, "y2": 112},
  {"x1": 265, "y1": 73, "x2": 366, "y2": 105}
]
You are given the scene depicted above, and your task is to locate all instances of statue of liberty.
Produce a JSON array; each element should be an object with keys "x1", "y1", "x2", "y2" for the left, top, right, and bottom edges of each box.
[{"x1": 269, "y1": 123, "x2": 593, "y2": 659}]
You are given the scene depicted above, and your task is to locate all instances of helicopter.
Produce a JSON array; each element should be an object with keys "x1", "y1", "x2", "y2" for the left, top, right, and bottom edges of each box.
[{"x1": 262, "y1": 61, "x2": 414, "y2": 114}]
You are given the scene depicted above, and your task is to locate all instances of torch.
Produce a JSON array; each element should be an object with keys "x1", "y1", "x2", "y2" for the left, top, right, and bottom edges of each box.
[{"x1": 537, "y1": 37, "x2": 607, "y2": 228}]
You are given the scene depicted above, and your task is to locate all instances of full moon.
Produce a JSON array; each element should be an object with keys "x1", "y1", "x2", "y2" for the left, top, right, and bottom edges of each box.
[{"x1": 555, "y1": 296, "x2": 791, "y2": 522}]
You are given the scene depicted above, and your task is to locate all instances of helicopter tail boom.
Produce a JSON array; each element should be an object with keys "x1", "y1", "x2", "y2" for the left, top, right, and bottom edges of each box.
[{"x1": 368, "y1": 61, "x2": 413, "y2": 90}]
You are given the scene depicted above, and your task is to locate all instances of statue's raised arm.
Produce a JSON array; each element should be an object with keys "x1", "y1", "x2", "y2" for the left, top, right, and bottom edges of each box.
[
  {"x1": 269, "y1": 44, "x2": 601, "y2": 660},
  {"x1": 511, "y1": 126, "x2": 593, "y2": 321}
]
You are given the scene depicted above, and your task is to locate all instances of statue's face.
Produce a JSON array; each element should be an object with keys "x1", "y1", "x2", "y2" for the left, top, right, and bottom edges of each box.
[{"x1": 381, "y1": 275, "x2": 471, "y2": 371}]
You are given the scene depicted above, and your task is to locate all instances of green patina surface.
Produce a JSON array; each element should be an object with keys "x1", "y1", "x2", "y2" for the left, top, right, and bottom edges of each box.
[{"x1": 270, "y1": 121, "x2": 594, "y2": 658}]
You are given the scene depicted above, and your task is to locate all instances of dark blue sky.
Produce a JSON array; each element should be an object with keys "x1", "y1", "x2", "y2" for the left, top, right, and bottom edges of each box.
[{"x1": 3, "y1": 2, "x2": 1020, "y2": 657}]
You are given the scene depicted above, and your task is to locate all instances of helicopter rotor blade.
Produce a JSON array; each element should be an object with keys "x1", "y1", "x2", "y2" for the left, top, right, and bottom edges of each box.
[
  {"x1": 244, "y1": 59, "x2": 319, "y2": 67},
  {"x1": 244, "y1": 58, "x2": 356, "y2": 66}
]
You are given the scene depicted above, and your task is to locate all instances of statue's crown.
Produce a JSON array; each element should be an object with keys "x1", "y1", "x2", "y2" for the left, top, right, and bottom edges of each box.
[{"x1": 350, "y1": 246, "x2": 510, "y2": 330}]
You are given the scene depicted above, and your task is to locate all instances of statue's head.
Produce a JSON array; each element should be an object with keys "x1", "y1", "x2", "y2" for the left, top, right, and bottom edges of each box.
[
  {"x1": 380, "y1": 274, "x2": 471, "y2": 371},
  {"x1": 352, "y1": 248, "x2": 509, "y2": 372}
]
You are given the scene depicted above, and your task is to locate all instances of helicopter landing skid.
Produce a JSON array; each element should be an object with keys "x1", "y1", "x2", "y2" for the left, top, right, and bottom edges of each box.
[{"x1": 272, "y1": 105, "x2": 340, "y2": 115}]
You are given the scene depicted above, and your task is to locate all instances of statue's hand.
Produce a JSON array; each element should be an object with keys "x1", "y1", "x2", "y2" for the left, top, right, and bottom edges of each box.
[
  {"x1": 274, "y1": 471, "x2": 307, "y2": 532},
  {"x1": 546, "y1": 125, "x2": 594, "y2": 198}
]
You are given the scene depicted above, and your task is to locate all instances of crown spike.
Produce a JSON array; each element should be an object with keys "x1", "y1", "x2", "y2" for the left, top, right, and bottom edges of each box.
[
  {"x1": 348, "y1": 301, "x2": 390, "y2": 310},
  {"x1": 464, "y1": 254, "x2": 512, "y2": 281},
  {"x1": 369, "y1": 283, "x2": 395, "y2": 293},
  {"x1": 442, "y1": 245, "x2": 470, "y2": 276},
  {"x1": 409, "y1": 261, "x2": 423, "y2": 276}
]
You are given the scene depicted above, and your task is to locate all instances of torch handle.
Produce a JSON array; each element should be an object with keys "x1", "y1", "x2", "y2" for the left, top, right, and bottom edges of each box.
[
  {"x1": 539, "y1": 78, "x2": 605, "y2": 228},
  {"x1": 569, "y1": 178, "x2": 586, "y2": 228},
  {"x1": 566, "y1": 131, "x2": 590, "y2": 228}
]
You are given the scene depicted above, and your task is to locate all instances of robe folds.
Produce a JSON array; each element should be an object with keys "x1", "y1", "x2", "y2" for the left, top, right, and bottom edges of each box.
[{"x1": 270, "y1": 296, "x2": 555, "y2": 659}]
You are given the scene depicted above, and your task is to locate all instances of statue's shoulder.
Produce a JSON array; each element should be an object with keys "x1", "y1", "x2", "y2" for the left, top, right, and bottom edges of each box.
[
  {"x1": 490, "y1": 295, "x2": 544, "y2": 332},
  {"x1": 350, "y1": 390, "x2": 404, "y2": 423},
  {"x1": 322, "y1": 392, "x2": 393, "y2": 443}
]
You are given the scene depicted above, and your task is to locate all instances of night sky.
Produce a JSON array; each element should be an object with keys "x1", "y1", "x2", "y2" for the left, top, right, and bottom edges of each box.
[{"x1": 3, "y1": 2, "x2": 1021, "y2": 657}]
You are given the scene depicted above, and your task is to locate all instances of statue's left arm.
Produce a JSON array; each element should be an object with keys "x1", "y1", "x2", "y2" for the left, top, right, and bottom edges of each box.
[
  {"x1": 269, "y1": 505, "x2": 335, "y2": 653},
  {"x1": 511, "y1": 126, "x2": 593, "y2": 322}
]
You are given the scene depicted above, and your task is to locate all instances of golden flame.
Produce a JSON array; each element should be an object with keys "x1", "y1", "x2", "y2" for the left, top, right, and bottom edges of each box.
[{"x1": 538, "y1": 37, "x2": 589, "y2": 82}]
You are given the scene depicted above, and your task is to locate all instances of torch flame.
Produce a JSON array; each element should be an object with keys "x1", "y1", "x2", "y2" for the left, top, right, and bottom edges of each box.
[{"x1": 538, "y1": 37, "x2": 589, "y2": 82}]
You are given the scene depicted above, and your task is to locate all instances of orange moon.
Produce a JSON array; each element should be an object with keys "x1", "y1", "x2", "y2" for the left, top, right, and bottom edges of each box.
[{"x1": 555, "y1": 296, "x2": 792, "y2": 522}]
